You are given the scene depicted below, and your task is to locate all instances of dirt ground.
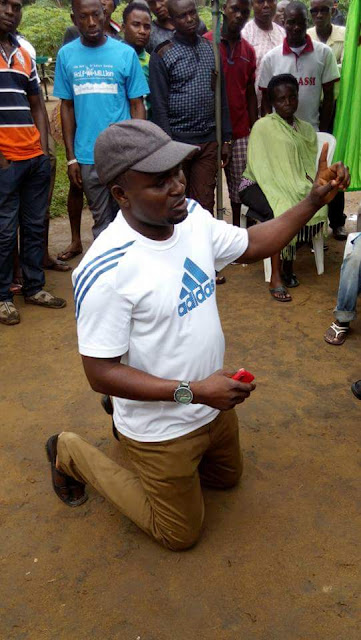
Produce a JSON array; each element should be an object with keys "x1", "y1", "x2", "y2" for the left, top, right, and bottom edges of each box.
[{"x1": 1, "y1": 190, "x2": 360, "y2": 640}]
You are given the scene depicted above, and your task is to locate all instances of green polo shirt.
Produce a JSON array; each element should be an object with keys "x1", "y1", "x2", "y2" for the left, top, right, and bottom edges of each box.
[{"x1": 138, "y1": 48, "x2": 151, "y2": 117}]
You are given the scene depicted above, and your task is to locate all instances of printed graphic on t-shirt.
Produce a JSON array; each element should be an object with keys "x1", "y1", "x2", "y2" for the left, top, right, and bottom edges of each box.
[
  {"x1": 74, "y1": 240, "x2": 135, "y2": 318},
  {"x1": 178, "y1": 257, "x2": 215, "y2": 317},
  {"x1": 73, "y1": 64, "x2": 118, "y2": 95}
]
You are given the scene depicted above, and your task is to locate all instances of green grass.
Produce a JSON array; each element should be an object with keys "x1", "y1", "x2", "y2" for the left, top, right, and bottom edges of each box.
[{"x1": 50, "y1": 143, "x2": 69, "y2": 218}]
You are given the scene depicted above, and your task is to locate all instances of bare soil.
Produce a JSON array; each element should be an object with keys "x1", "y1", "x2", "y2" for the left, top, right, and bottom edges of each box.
[{"x1": 1, "y1": 191, "x2": 360, "y2": 640}]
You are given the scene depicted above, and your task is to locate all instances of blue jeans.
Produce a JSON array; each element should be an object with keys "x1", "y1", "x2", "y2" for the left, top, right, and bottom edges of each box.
[
  {"x1": 334, "y1": 233, "x2": 361, "y2": 323},
  {"x1": 0, "y1": 154, "x2": 51, "y2": 301}
]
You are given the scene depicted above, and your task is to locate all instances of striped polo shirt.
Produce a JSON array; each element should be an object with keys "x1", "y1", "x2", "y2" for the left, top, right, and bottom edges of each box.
[{"x1": 0, "y1": 33, "x2": 43, "y2": 161}]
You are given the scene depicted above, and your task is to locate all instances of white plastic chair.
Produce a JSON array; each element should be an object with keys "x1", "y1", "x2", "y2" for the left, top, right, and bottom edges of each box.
[{"x1": 312, "y1": 132, "x2": 337, "y2": 276}]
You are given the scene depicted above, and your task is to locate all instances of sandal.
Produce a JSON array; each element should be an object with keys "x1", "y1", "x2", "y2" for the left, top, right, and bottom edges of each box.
[
  {"x1": 57, "y1": 249, "x2": 82, "y2": 262},
  {"x1": 45, "y1": 435, "x2": 88, "y2": 507},
  {"x1": 269, "y1": 285, "x2": 292, "y2": 302},
  {"x1": 324, "y1": 322, "x2": 349, "y2": 346}
]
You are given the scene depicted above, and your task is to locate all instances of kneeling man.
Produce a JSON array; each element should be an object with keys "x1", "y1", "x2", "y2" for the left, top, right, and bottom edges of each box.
[{"x1": 46, "y1": 120, "x2": 349, "y2": 551}]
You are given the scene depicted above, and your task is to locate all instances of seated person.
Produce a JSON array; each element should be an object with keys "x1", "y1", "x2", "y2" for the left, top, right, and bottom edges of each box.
[
  {"x1": 324, "y1": 232, "x2": 361, "y2": 345},
  {"x1": 239, "y1": 74, "x2": 328, "y2": 302}
]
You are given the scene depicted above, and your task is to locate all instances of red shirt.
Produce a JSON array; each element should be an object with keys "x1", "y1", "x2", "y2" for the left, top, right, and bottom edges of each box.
[{"x1": 204, "y1": 32, "x2": 256, "y2": 139}]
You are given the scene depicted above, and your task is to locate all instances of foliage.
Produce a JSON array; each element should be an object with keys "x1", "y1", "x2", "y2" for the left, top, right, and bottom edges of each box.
[
  {"x1": 20, "y1": 0, "x2": 351, "y2": 59},
  {"x1": 51, "y1": 143, "x2": 69, "y2": 217},
  {"x1": 20, "y1": 6, "x2": 72, "y2": 57}
]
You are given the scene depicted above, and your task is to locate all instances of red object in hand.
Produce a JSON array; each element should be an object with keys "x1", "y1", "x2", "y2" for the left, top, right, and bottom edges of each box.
[{"x1": 232, "y1": 368, "x2": 255, "y2": 383}]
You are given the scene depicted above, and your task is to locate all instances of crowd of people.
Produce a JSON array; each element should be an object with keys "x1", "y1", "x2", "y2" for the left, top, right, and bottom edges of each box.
[{"x1": 0, "y1": 0, "x2": 359, "y2": 548}]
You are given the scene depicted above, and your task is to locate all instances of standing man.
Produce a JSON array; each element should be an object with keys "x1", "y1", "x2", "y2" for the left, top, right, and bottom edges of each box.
[
  {"x1": 63, "y1": 0, "x2": 122, "y2": 44},
  {"x1": 58, "y1": 0, "x2": 122, "y2": 262},
  {"x1": 204, "y1": 0, "x2": 257, "y2": 226},
  {"x1": 308, "y1": 0, "x2": 347, "y2": 239},
  {"x1": 149, "y1": 0, "x2": 232, "y2": 219},
  {"x1": 308, "y1": 0, "x2": 345, "y2": 66},
  {"x1": 0, "y1": 0, "x2": 66, "y2": 326},
  {"x1": 259, "y1": 2, "x2": 339, "y2": 132},
  {"x1": 259, "y1": 1, "x2": 343, "y2": 239},
  {"x1": 274, "y1": 0, "x2": 291, "y2": 27},
  {"x1": 331, "y1": 0, "x2": 345, "y2": 26},
  {"x1": 242, "y1": 0, "x2": 285, "y2": 112},
  {"x1": 54, "y1": 0, "x2": 148, "y2": 239},
  {"x1": 122, "y1": 1, "x2": 152, "y2": 115},
  {"x1": 45, "y1": 119, "x2": 349, "y2": 549},
  {"x1": 146, "y1": 0, "x2": 207, "y2": 52}
]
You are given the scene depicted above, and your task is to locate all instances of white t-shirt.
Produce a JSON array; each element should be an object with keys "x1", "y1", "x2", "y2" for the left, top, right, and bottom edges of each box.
[
  {"x1": 16, "y1": 35, "x2": 41, "y2": 85},
  {"x1": 73, "y1": 199, "x2": 249, "y2": 442},
  {"x1": 259, "y1": 37, "x2": 339, "y2": 130},
  {"x1": 242, "y1": 19, "x2": 285, "y2": 111}
]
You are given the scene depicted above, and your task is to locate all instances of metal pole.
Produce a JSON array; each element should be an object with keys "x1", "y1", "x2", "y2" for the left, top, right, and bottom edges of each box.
[{"x1": 211, "y1": 0, "x2": 224, "y2": 220}]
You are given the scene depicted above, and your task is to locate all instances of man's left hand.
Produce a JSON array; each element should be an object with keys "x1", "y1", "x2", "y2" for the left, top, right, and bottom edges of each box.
[{"x1": 221, "y1": 142, "x2": 232, "y2": 168}]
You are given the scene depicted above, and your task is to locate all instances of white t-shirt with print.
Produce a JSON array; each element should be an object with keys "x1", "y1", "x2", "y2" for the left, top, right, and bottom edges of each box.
[
  {"x1": 258, "y1": 39, "x2": 339, "y2": 130},
  {"x1": 73, "y1": 199, "x2": 249, "y2": 442}
]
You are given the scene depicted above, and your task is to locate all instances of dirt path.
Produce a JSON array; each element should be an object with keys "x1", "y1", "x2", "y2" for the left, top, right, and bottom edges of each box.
[{"x1": 1, "y1": 195, "x2": 360, "y2": 640}]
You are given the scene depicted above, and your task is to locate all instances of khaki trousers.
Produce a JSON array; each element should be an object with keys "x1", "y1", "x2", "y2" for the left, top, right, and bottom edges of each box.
[{"x1": 57, "y1": 409, "x2": 242, "y2": 551}]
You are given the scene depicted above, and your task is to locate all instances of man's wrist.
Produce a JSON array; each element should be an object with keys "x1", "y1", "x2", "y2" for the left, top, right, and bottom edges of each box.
[{"x1": 67, "y1": 158, "x2": 78, "y2": 166}]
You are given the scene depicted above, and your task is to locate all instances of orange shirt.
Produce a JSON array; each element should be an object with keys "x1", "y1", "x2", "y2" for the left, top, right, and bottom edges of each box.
[{"x1": 0, "y1": 35, "x2": 43, "y2": 161}]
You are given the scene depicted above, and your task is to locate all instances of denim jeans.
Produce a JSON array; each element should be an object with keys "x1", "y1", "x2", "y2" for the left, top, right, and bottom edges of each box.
[
  {"x1": 334, "y1": 232, "x2": 361, "y2": 323},
  {"x1": 0, "y1": 154, "x2": 51, "y2": 301}
]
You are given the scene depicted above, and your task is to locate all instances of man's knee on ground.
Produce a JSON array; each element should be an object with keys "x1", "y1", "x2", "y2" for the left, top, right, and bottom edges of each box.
[
  {"x1": 213, "y1": 466, "x2": 242, "y2": 489},
  {"x1": 161, "y1": 525, "x2": 203, "y2": 552}
]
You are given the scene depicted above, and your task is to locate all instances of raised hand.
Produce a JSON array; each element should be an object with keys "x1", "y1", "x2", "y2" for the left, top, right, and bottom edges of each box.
[{"x1": 309, "y1": 143, "x2": 350, "y2": 207}]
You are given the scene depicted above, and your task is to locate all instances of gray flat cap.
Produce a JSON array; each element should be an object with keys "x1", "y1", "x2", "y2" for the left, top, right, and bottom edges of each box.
[{"x1": 94, "y1": 120, "x2": 198, "y2": 184}]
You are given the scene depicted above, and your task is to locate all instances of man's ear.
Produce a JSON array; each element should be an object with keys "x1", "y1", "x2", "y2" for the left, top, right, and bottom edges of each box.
[{"x1": 111, "y1": 184, "x2": 128, "y2": 207}]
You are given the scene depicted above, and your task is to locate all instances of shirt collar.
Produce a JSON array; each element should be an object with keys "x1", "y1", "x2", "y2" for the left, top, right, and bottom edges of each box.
[
  {"x1": 138, "y1": 48, "x2": 147, "y2": 60},
  {"x1": 283, "y1": 34, "x2": 314, "y2": 56},
  {"x1": 110, "y1": 19, "x2": 121, "y2": 33},
  {"x1": 9, "y1": 32, "x2": 20, "y2": 48},
  {"x1": 174, "y1": 32, "x2": 200, "y2": 46}
]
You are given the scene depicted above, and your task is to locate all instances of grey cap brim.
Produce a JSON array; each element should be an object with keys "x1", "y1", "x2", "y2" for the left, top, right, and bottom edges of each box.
[{"x1": 131, "y1": 139, "x2": 199, "y2": 173}]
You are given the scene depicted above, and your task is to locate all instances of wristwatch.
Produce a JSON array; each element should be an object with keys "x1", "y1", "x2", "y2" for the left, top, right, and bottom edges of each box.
[{"x1": 174, "y1": 381, "x2": 193, "y2": 405}]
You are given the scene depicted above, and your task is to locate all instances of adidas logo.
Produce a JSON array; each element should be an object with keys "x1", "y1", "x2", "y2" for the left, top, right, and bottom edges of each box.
[{"x1": 178, "y1": 257, "x2": 215, "y2": 317}]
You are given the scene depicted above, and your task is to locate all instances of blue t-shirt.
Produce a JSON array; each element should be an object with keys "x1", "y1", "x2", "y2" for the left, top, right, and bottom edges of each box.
[{"x1": 54, "y1": 37, "x2": 149, "y2": 164}]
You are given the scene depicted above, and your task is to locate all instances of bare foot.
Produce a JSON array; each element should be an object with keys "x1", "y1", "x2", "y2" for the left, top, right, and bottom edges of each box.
[
  {"x1": 43, "y1": 255, "x2": 72, "y2": 271},
  {"x1": 57, "y1": 242, "x2": 83, "y2": 262}
]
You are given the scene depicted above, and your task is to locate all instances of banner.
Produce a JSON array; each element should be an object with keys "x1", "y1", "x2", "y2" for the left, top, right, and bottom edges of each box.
[{"x1": 333, "y1": 0, "x2": 361, "y2": 190}]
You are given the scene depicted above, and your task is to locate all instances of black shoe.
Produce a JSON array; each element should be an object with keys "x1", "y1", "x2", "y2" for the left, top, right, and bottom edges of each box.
[
  {"x1": 282, "y1": 272, "x2": 300, "y2": 288},
  {"x1": 101, "y1": 394, "x2": 113, "y2": 415},
  {"x1": 332, "y1": 226, "x2": 347, "y2": 241},
  {"x1": 112, "y1": 420, "x2": 120, "y2": 441},
  {"x1": 351, "y1": 380, "x2": 361, "y2": 400}
]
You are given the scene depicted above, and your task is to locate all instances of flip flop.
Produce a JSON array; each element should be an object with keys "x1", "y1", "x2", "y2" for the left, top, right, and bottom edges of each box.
[
  {"x1": 44, "y1": 259, "x2": 72, "y2": 272},
  {"x1": 324, "y1": 322, "x2": 349, "y2": 345},
  {"x1": 45, "y1": 435, "x2": 88, "y2": 507},
  {"x1": 57, "y1": 249, "x2": 82, "y2": 261},
  {"x1": 269, "y1": 285, "x2": 292, "y2": 302}
]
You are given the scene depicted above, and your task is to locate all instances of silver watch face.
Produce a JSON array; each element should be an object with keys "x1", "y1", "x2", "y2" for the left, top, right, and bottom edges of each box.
[{"x1": 174, "y1": 386, "x2": 193, "y2": 405}]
